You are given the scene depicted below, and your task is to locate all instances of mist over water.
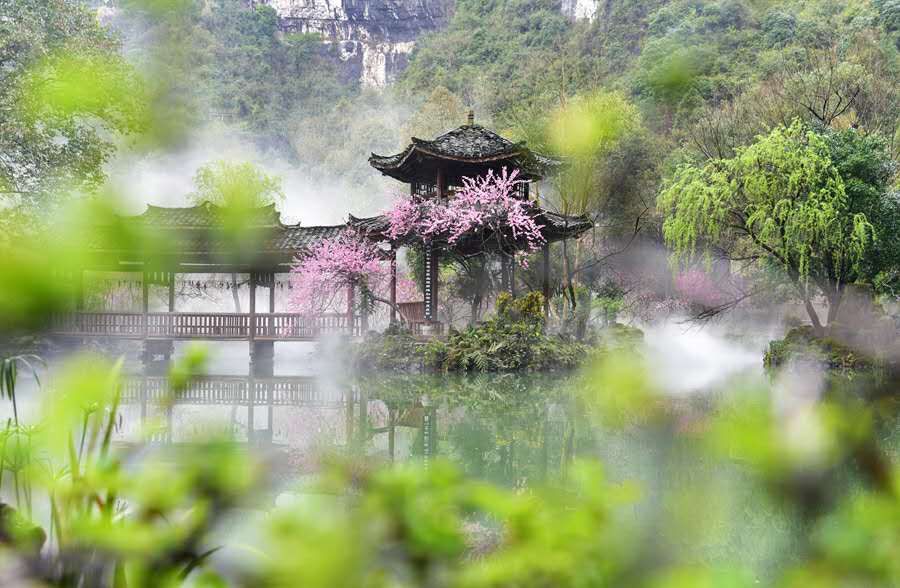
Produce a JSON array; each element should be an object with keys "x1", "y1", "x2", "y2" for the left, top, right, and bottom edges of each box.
[{"x1": 641, "y1": 318, "x2": 772, "y2": 396}]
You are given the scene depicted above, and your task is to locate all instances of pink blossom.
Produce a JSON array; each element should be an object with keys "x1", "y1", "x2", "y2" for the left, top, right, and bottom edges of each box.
[
  {"x1": 289, "y1": 230, "x2": 419, "y2": 316},
  {"x1": 384, "y1": 168, "x2": 546, "y2": 265},
  {"x1": 674, "y1": 269, "x2": 725, "y2": 308}
]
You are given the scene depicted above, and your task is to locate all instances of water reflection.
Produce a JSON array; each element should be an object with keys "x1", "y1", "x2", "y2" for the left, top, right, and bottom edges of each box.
[{"x1": 116, "y1": 371, "x2": 580, "y2": 488}]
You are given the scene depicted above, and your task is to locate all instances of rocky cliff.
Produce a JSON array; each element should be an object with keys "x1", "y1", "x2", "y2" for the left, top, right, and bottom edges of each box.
[
  {"x1": 258, "y1": 0, "x2": 451, "y2": 87},
  {"x1": 561, "y1": 0, "x2": 596, "y2": 20}
]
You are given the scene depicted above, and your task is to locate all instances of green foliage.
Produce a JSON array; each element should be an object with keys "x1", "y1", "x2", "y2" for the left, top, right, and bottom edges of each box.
[
  {"x1": 191, "y1": 160, "x2": 284, "y2": 208},
  {"x1": 191, "y1": 0, "x2": 351, "y2": 142},
  {"x1": 763, "y1": 326, "x2": 879, "y2": 372},
  {"x1": 0, "y1": 0, "x2": 141, "y2": 203},
  {"x1": 660, "y1": 121, "x2": 878, "y2": 327},
  {"x1": 424, "y1": 292, "x2": 590, "y2": 372},
  {"x1": 400, "y1": 0, "x2": 571, "y2": 118},
  {"x1": 821, "y1": 128, "x2": 900, "y2": 295}
]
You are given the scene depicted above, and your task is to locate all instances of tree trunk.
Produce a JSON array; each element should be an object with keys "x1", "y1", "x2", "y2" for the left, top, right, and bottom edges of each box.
[
  {"x1": 802, "y1": 294, "x2": 825, "y2": 337},
  {"x1": 562, "y1": 238, "x2": 577, "y2": 309},
  {"x1": 826, "y1": 285, "x2": 844, "y2": 327},
  {"x1": 470, "y1": 293, "x2": 482, "y2": 326}
]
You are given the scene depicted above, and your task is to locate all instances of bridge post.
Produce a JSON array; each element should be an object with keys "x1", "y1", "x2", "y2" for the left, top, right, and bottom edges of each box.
[
  {"x1": 168, "y1": 272, "x2": 175, "y2": 312},
  {"x1": 250, "y1": 341, "x2": 274, "y2": 377},
  {"x1": 142, "y1": 340, "x2": 173, "y2": 372},
  {"x1": 142, "y1": 271, "x2": 149, "y2": 338}
]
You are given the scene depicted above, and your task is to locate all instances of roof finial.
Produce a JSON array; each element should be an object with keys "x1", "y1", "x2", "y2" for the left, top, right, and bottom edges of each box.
[{"x1": 467, "y1": 110, "x2": 475, "y2": 125}]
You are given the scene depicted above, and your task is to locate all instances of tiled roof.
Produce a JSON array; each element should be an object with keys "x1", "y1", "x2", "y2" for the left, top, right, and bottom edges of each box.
[
  {"x1": 126, "y1": 202, "x2": 283, "y2": 227},
  {"x1": 272, "y1": 225, "x2": 346, "y2": 250},
  {"x1": 370, "y1": 124, "x2": 559, "y2": 182},
  {"x1": 413, "y1": 125, "x2": 523, "y2": 160},
  {"x1": 537, "y1": 210, "x2": 593, "y2": 240}
]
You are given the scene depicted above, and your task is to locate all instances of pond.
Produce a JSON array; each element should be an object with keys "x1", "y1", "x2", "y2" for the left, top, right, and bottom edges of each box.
[{"x1": 7, "y1": 328, "x2": 898, "y2": 584}]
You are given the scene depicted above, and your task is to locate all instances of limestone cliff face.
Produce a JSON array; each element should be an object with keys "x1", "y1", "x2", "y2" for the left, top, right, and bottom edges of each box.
[
  {"x1": 561, "y1": 0, "x2": 597, "y2": 20},
  {"x1": 259, "y1": 0, "x2": 451, "y2": 87}
]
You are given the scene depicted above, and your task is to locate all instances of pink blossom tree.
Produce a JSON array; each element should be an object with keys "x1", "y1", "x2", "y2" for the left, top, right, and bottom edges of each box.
[
  {"x1": 674, "y1": 269, "x2": 727, "y2": 310},
  {"x1": 385, "y1": 168, "x2": 546, "y2": 261},
  {"x1": 289, "y1": 230, "x2": 416, "y2": 318}
]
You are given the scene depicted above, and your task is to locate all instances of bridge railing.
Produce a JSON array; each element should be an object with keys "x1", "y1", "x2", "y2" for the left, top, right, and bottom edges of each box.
[{"x1": 50, "y1": 312, "x2": 360, "y2": 340}]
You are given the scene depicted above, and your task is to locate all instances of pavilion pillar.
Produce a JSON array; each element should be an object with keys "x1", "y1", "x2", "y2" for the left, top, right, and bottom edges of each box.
[
  {"x1": 510, "y1": 259, "x2": 518, "y2": 298},
  {"x1": 389, "y1": 249, "x2": 397, "y2": 326},
  {"x1": 542, "y1": 244, "x2": 551, "y2": 320},
  {"x1": 423, "y1": 245, "x2": 438, "y2": 323}
]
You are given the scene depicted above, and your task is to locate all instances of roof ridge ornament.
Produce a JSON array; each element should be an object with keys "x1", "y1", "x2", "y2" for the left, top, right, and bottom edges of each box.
[{"x1": 467, "y1": 110, "x2": 474, "y2": 125}]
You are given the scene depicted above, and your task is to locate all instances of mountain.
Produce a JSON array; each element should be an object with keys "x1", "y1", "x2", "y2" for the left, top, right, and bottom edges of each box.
[{"x1": 257, "y1": 0, "x2": 454, "y2": 86}]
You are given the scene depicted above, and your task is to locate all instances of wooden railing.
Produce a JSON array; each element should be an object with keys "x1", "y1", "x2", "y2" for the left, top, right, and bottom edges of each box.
[
  {"x1": 121, "y1": 375, "x2": 349, "y2": 406},
  {"x1": 50, "y1": 312, "x2": 360, "y2": 340}
]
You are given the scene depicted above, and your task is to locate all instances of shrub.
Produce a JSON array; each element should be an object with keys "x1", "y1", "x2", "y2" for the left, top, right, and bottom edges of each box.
[{"x1": 425, "y1": 292, "x2": 589, "y2": 372}]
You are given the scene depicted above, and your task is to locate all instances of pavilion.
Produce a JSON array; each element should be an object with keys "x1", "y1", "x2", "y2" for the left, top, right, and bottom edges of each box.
[
  {"x1": 53, "y1": 114, "x2": 592, "y2": 357},
  {"x1": 360, "y1": 113, "x2": 592, "y2": 327}
]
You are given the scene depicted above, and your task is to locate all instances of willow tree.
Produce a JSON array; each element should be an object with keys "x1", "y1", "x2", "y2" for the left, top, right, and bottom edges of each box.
[
  {"x1": 658, "y1": 121, "x2": 875, "y2": 334},
  {"x1": 190, "y1": 160, "x2": 284, "y2": 312},
  {"x1": 546, "y1": 91, "x2": 640, "y2": 310}
]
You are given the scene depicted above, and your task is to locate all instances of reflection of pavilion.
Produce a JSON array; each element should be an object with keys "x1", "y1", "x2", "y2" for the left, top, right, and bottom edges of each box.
[{"x1": 52, "y1": 115, "x2": 591, "y2": 357}]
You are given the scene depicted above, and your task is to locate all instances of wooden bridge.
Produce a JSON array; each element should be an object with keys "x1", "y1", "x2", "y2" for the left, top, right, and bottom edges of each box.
[{"x1": 51, "y1": 312, "x2": 361, "y2": 341}]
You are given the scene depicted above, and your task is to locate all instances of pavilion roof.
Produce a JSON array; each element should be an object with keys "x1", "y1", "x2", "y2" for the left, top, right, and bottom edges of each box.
[
  {"x1": 83, "y1": 202, "x2": 350, "y2": 272},
  {"x1": 369, "y1": 124, "x2": 559, "y2": 183},
  {"x1": 125, "y1": 202, "x2": 283, "y2": 227}
]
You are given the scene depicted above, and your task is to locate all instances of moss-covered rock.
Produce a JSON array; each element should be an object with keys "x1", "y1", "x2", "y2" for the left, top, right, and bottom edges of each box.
[{"x1": 764, "y1": 326, "x2": 879, "y2": 373}]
